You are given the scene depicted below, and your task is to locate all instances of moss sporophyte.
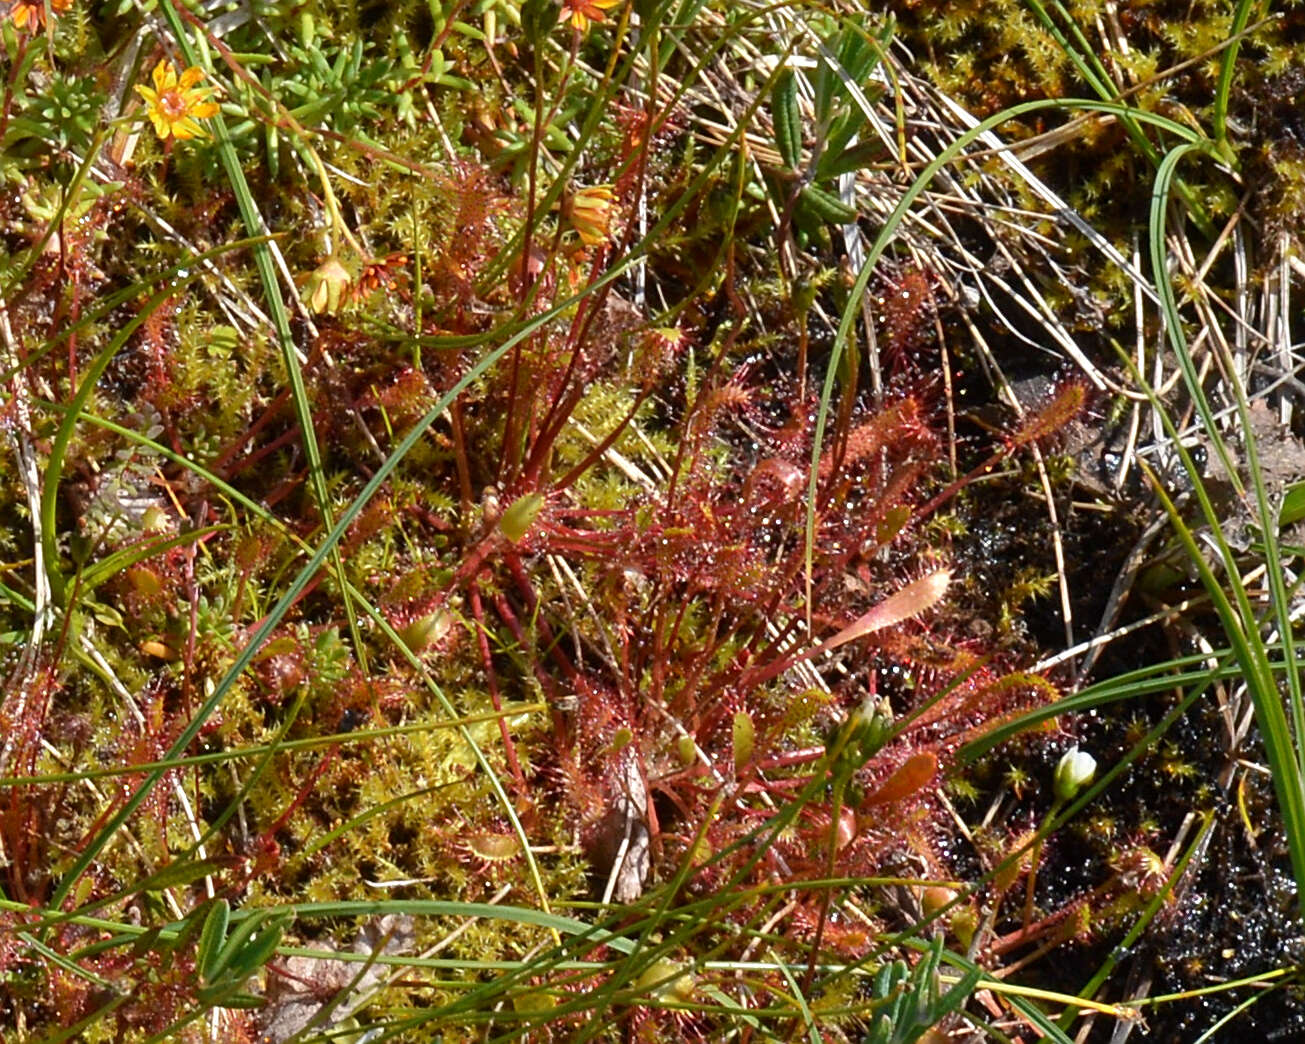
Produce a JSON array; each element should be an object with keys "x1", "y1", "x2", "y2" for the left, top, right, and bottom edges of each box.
[{"x1": 135, "y1": 59, "x2": 220, "y2": 141}]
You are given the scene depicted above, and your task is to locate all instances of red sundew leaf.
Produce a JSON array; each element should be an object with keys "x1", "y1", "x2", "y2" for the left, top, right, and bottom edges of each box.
[
  {"x1": 817, "y1": 398, "x2": 933, "y2": 480},
  {"x1": 911, "y1": 671, "x2": 1059, "y2": 734},
  {"x1": 740, "y1": 569, "x2": 952, "y2": 690},
  {"x1": 817, "y1": 569, "x2": 952, "y2": 654},
  {"x1": 862, "y1": 752, "x2": 938, "y2": 807},
  {"x1": 877, "y1": 263, "x2": 938, "y2": 358},
  {"x1": 1006, "y1": 381, "x2": 1087, "y2": 450}
]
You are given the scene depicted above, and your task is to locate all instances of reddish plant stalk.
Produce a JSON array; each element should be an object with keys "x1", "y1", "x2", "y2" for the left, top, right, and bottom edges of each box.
[
  {"x1": 468, "y1": 581, "x2": 527, "y2": 793},
  {"x1": 553, "y1": 386, "x2": 655, "y2": 493}
]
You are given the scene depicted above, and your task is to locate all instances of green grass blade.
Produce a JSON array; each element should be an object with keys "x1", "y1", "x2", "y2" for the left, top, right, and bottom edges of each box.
[
  {"x1": 1148, "y1": 143, "x2": 1241, "y2": 494},
  {"x1": 1214, "y1": 0, "x2": 1258, "y2": 156},
  {"x1": 154, "y1": 3, "x2": 369, "y2": 676},
  {"x1": 39, "y1": 284, "x2": 182, "y2": 607},
  {"x1": 44, "y1": 255, "x2": 630, "y2": 909},
  {"x1": 1021, "y1": 0, "x2": 1217, "y2": 235},
  {"x1": 1146, "y1": 142, "x2": 1305, "y2": 919},
  {"x1": 1147, "y1": 473, "x2": 1305, "y2": 916},
  {"x1": 806, "y1": 97, "x2": 1203, "y2": 610},
  {"x1": 76, "y1": 524, "x2": 225, "y2": 596}
]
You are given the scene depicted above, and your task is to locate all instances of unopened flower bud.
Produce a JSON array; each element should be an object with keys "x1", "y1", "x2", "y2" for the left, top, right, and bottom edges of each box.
[
  {"x1": 634, "y1": 958, "x2": 696, "y2": 1003},
  {"x1": 1053, "y1": 746, "x2": 1097, "y2": 803},
  {"x1": 498, "y1": 491, "x2": 544, "y2": 544},
  {"x1": 306, "y1": 256, "x2": 352, "y2": 314}
]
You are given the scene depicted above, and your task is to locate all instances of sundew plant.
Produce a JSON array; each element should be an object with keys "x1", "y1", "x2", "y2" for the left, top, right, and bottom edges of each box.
[{"x1": 2, "y1": 0, "x2": 1305, "y2": 1040}]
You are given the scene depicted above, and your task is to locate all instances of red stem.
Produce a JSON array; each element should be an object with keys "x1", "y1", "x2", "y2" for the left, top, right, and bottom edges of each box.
[{"x1": 468, "y1": 582, "x2": 527, "y2": 792}]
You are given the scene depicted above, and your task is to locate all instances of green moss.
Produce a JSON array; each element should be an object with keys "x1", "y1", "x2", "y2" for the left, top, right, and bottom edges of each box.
[{"x1": 9, "y1": 0, "x2": 1257, "y2": 1034}]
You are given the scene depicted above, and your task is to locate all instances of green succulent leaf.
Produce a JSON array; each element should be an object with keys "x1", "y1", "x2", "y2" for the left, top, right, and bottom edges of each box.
[{"x1": 772, "y1": 69, "x2": 803, "y2": 171}]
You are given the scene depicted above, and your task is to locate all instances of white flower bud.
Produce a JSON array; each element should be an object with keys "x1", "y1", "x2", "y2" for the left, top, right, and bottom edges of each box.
[{"x1": 1053, "y1": 746, "x2": 1097, "y2": 803}]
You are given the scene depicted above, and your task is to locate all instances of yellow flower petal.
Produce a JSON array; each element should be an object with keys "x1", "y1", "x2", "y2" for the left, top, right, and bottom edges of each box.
[{"x1": 152, "y1": 60, "x2": 174, "y2": 93}]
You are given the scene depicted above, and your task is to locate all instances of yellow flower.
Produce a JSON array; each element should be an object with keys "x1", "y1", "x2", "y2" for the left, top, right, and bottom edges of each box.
[
  {"x1": 135, "y1": 60, "x2": 220, "y2": 141},
  {"x1": 559, "y1": 0, "x2": 620, "y2": 32},
  {"x1": 8, "y1": 0, "x2": 72, "y2": 31},
  {"x1": 563, "y1": 184, "x2": 617, "y2": 247}
]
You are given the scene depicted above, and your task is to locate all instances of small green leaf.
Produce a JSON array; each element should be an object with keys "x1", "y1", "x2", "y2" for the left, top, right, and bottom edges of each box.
[
  {"x1": 196, "y1": 980, "x2": 267, "y2": 1008},
  {"x1": 132, "y1": 857, "x2": 233, "y2": 897},
  {"x1": 772, "y1": 69, "x2": 802, "y2": 171},
  {"x1": 198, "y1": 899, "x2": 231, "y2": 984},
  {"x1": 129, "y1": 925, "x2": 166, "y2": 960},
  {"x1": 816, "y1": 138, "x2": 890, "y2": 181},
  {"x1": 223, "y1": 913, "x2": 289, "y2": 978},
  {"x1": 876, "y1": 504, "x2": 911, "y2": 546},
  {"x1": 210, "y1": 910, "x2": 277, "y2": 983},
  {"x1": 215, "y1": 992, "x2": 265, "y2": 1010},
  {"x1": 87, "y1": 600, "x2": 125, "y2": 630},
  {"x1": 1282, "y1": 482, "x2": 1305, "y2": 526},
  {"x1": 798, "y1": 183, "x2": 858, "y2": 224}
]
